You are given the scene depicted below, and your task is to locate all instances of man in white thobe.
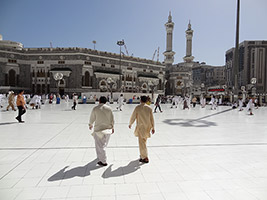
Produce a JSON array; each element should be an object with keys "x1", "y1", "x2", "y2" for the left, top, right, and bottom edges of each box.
[
  {"x1": 175, "y1": 95, "x2": 180, "y2": 108},
  {"x1": 0, "y1": 94, "x2": 4, "y2": 108},
  {"x1": 246, "y1": 98, "x2": 254, "y2": 115},
  {"x1": 238, "y1": 98, "x2": 243, "y2": 111},
  {"x1": 89, "y1": 96, "x2": 114, "y2": 166},
  {"x1": 200, "y1": 95, "x2": 206, "y2": 108},
  {"x1": 210, "y1": 96, "x2": 216, "y2": 110},
  {"x1": 117, "y1": 94, "x2": 124, "y2": 111}
]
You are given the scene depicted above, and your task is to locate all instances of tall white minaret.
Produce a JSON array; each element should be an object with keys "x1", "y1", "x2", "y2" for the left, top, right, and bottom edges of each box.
[
  {"x1": 163, "y1": 11, "x2": 175, "y2": 66},
  {"x1": 183, "y1": 20, "x2": 194, "y2": 63}
]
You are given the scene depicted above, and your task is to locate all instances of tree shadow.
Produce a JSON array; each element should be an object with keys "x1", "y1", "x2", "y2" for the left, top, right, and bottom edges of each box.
[
  {"x1": 48, "y1": 159, "x2": 102, "y2": 182},
  {"x1": 102, "y1": 159, "x2": 143, "y2": 178}
]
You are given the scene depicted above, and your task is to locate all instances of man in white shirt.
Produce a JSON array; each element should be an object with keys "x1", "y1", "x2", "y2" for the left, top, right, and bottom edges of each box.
[{"x1": 89, "y1": 96, "x2": 114, "y2": 166}]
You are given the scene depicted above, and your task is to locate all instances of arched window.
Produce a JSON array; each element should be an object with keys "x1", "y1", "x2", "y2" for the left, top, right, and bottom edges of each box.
[
  {"x1": 9, "y1": 69, "x2": 16, "y2": 86},
  {"x1": 158, "y1": 79, "x2": 162, "y2": 90},
  {"x1": 141, "y1": 83, "x2": 148, "y2": 93},
  {"x1": 85, "y1": 71, "x2": 90, "y2": 86}
]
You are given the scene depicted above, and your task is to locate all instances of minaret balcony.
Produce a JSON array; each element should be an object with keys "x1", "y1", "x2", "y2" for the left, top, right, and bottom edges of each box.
[{"x1": 183, "y1": 56, "x2": 194, "y2": 63}]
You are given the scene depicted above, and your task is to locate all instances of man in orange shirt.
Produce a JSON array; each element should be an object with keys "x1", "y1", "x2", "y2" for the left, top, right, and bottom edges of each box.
[{"x1": 16, "y1": 90, "x2": 26, "y2": 123}]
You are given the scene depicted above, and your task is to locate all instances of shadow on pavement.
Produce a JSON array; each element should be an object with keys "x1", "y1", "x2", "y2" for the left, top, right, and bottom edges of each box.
[
  {"x1": 102, "y1": 159, "x2": 143, "y2": 178},
  {"x1": 163, "y1": 108, "x2": 233, "y2": 127},
  {"x1": 163, "y1": 118, "x2": 217, "y2": 127},
  {"x1": 47, "y1": 159, "x2": 102, "y2": 181},
  {"x1": 0, "y1": 122, "x2": 18, "y2": 126}
]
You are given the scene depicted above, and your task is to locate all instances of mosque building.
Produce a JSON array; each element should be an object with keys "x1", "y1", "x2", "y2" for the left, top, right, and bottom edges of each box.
[
  {"x1": 0, "y1": 34, "x2": 165, "y2": 96},
  {"x1": 0, "y1": 12, "x2": 227, "y2": 98}
]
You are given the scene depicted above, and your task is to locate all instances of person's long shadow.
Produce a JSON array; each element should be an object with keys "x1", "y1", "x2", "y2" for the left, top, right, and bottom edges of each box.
[
  {"x1": 48, "y1": 159, "x2": 102, "y2": 182},
  {"x1": 0, "y1": 122, "x2": 17, "y2": 126},
  {"x1": 102, "y1": 159, "x2": 143, "y2": 178}
]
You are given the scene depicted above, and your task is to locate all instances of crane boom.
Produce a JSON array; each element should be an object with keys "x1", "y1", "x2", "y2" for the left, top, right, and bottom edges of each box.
[
  {"x1": 123, "y1": 40, "x2": 129, "y2": 56},
  {"x1": 157, "y1": 47, "x2": 160, "y2": 62},
  {"x1": 152, "y1": 49, "x2": 157, "y2": 60}
]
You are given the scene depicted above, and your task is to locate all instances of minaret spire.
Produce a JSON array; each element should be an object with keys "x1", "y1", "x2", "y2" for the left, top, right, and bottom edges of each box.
[
  {"x1": 168, "y1": 11, "x2": 172, "y2": 22},
  {"x1": 188, "y1": 20, "x2": 191, "y2": 30},
  {"x1": 183, "y1": 20, "x2": 194, "y2": 63},
  {"x1": 163, "y1": 12, "x2": 175, "y2": 66}
]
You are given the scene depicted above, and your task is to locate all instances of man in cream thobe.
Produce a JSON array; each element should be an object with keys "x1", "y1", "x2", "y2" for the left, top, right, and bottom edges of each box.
[
  {"x1": 89, "y1": 96, "x2": 114, "y2": 166},
  {"x1": 129, "y1": 96, "x2": 155, "y2": 163}
]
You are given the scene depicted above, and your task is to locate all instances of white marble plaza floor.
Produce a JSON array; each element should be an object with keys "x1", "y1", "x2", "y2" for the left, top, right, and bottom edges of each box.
[{"x1": 0, "y1": 101, "x2": 267, "y2": 200}]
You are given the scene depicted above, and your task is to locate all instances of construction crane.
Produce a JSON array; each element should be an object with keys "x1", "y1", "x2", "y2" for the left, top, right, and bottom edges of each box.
[
  {"x1": 122, "y1": 39, "x2": 129, "y2": 56},
  {"x1": 152, "y1": 49, "x2": 157, "y2": 61},
  {"x1": 152, "y1": 47, "x2": 160, "y2": 61},
  {"x1": 157, "y1": 47, "x2": 160, "y2": 62}
]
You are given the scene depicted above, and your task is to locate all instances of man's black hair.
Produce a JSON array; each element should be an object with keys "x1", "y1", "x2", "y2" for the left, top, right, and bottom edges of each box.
[
  {"x1": 18, "y1": 90, "x2": 24, "y2": 94},
  {"x1": 140, "y1": 96, "x2": 148, "y2": 103},
  {"x1": 99, "y1": 96, "x2": 107, "y2": 104}
]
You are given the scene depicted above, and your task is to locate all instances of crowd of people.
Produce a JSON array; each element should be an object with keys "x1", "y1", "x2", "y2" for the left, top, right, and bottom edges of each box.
[{"x1": 0, "y1": 90, "x2": 263, "y2": 124}]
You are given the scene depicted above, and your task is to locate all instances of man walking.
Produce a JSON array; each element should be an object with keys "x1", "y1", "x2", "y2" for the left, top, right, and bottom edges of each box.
[
  {"x1": 89, "y1": 96, "x2": 114, "y2": 166},
  {"x1": 154, "y1": 94, "x2": 162, "y2": 113},
  {"x1": 246, "y1": 97, "x2": 254, "y2": 115},
  {"x1": 6, "y1": 91, "x2": 16, "y2": 111},
  {"x1": 129, "y1": 96, "x2": 155, "y2": 163},
  {"x1": 16, "y1": 90, "x2": 26, "y2": 123},
  {"x1": 192, "y1": 96, "x2": 197, "y2": 108},
  {"x1": 117, "y1": 94, "x2": 124, "y2": 111},
  {"x1": 71, "y1": 93, "x2": 78, "y2": 110}
]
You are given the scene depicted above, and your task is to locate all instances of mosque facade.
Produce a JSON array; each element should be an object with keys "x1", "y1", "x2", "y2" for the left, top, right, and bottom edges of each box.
[
  {"x1": 0, "y1": 35, "x2": 165, "y2": 96},
  {"x1": 0, "y1": 12, "x2": 228, "y2": 97}
]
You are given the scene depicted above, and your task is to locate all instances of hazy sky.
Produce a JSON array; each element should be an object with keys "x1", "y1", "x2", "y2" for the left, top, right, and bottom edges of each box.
[{"x1": 0, "y1": 0, "x2": 266, "y2": 65}]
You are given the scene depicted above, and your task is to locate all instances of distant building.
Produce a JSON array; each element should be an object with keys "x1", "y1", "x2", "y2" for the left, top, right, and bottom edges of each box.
[
  {"x1": 226, "y1": 40, "x2": 267, "y2": 98},
  {"x1": 0, "y1": 35, "x2": 165, "y2": 95},
  {"x1": 192, "y1": 64, "x2": 225, "y2": 95}
]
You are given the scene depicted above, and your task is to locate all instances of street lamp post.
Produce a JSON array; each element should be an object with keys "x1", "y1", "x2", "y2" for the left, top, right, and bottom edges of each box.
[
  {"x1": 148, "y1": 80, "x2": 156, "y2": 101},
  {"x1": 92, "y1": 40, "x2": 96, "y2": 50},
  {"x1": 201, "y1": 83, "x2": 205, "y2": 96},
  {"x1": 117, "y1": 40, "x2": 125, "y2": 92},
  {"x1": 107, "y1": 77, "x2": 116, "y2": 101},
  {"x1": 53, "y1": 72, "x2": 63, "y2": 96},
  {"x1": 233, "y1": 0, "x2": 240, "y2": 101},
  {"x1": 251, "y1": 78, "x2": 257, "y2": 96}
]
